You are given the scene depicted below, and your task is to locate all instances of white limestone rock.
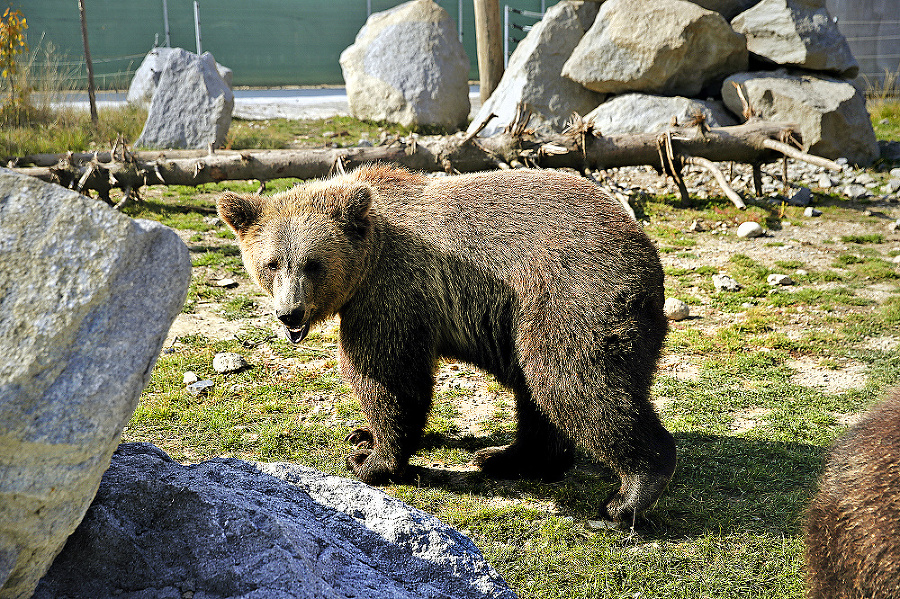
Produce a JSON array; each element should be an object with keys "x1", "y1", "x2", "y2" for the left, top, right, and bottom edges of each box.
[
  {"x1": 722, "y1": 69, "x2": 879, "y2": 166},
  {"x1": 135, "y1": 48, "x2": 234, "y2": 150},
  {"x1": 562, "y1": 0, "x2": 748, "y2": 97},
  {"x1": 584, "y1": 93, "x2": 737, "y2": 135},
  {"x1": 731, "y1": 0, "x2": 858, "y2": 78},
  {"x1": 340, "y1": 0, "x2": 470, "y2": 129},
  {"x1": 0, "y1": 169, "x2": 190, "y2": 599},
  {"x1": 127, "y1": 47, "x2": 232, "y2": 107}
]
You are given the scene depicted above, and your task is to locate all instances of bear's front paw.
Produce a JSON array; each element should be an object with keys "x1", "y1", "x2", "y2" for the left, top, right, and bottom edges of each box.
[
  {"x1": 345, "y1": 448, "x2": 403, "y2": 485},
  {"x1": 345, "y1": 426, "x2": 374, "y2": 449}
]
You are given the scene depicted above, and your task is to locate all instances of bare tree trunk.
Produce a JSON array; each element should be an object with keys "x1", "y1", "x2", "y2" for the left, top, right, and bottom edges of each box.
[
  {"x1": 473, "y1": 0, "x2": 503, "y2": 103},
  {"x1": 11, "y1": 119, "x2": 840, "y2": 209}
]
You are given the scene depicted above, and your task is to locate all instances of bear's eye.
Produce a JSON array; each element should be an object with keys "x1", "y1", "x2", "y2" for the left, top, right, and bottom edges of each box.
[
  {"x1": 264, "y1": 259, "x2": 279, "y2": 272},
  {"x1": 304, "y1": 259, "x2": 323, "y2": 275}
]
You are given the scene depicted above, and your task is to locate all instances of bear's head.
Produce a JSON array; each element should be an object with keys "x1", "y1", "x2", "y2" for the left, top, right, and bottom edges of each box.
[{"x1": 217, "y1": 179, "x2": 374, "y2": 343}]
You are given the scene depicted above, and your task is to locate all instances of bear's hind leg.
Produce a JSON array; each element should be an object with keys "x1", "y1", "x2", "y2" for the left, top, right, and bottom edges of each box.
[{"x1": 474, "y1": 388, "x2": 575, "y2": 481}]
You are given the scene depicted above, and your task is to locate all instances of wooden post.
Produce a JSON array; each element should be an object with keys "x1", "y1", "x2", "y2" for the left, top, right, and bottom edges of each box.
[
  {"x1": 473, "y1": 0, "x2": 503, "y2": 103},
  {"x1": 77, "y1": 0, "x2": 98, "y2": 127}
]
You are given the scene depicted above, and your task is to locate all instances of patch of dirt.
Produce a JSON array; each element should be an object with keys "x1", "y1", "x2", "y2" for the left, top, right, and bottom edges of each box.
[
  {"x1": 788, "y1": 357, "x2": 868, "y2": 394},
  {"x1": 731, "y1": 408, "x2": 773, "y2": 434}
]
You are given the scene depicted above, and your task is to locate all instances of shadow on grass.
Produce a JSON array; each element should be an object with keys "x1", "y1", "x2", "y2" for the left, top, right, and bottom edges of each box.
[{"x1": 402, "y1": 430, "x2": 825, "y2": 540}]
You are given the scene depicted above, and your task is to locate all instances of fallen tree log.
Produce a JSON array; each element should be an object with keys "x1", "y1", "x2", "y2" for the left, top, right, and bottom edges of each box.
[{"x1": 10, "y1": 117, "x2": 840, "y2": 210}]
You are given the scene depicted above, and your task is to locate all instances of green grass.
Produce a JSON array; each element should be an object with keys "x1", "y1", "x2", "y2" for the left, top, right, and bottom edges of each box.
[{"x1": 226, "y1": 115, "x2": 411, "y2": 150}]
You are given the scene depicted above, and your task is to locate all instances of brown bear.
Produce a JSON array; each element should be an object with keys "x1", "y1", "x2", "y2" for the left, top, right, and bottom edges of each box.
[
  {"x1": 804, "y1": 389, "x2": 900, "y2": 598},
  {"x1": 217, "y1": 164, "x2": 676, "y2": 523}
]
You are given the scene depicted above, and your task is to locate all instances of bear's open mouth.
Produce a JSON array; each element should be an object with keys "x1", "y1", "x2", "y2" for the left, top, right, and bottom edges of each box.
[{"x1": 282, "y1": 320, "x2": 310, "y2": 344}]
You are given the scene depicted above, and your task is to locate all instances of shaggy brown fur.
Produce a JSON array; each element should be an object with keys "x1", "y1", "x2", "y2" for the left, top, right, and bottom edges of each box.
[
  {"x1": 805, "y1": 389, "x2": 900, "y2": 599},
  {"x1": 217, "y1": 165, "x2": 676, "y2": 523}
]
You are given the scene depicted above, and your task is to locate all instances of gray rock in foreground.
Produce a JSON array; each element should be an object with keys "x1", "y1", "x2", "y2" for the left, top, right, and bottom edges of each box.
[
  {"x1": 468, "y1": 0, "x2": 603, "y2": 138},
  {"x1": 0, "y1": 169, "x2": 191, "y2": 598},
  {"x1": 135, "y1": 48, "x2": 234, "y2": 150},
  {"x1": 584, "y1": 93, "x2": 737, "y2": 135},
  {"x1": 35, "y1": 443, "x2": 517, "y2": 599},
  {"x1": 340, "y1": 0, "x2": 470, "y2": 129},
  {"x1": 722, "y1": 69, "x2": 879, "y2": 165}
]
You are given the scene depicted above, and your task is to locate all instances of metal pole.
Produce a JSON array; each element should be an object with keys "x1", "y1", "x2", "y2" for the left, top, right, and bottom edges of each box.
[
  {"x1": 367, "y1": 0, "x2": 372, "y2": 17},
  {"x1": 77, "y1": 0, "x2": 98, "y2": 127},
  {"x1": 162, "y1": 0, "x2": 171, "y2": 46},
  {"x1": 458, "y1": 0, "x2": 463, "y2": 43},
  {"x1": 503, "y1": 4, "x2": 509, "y2": 68},
  {"x1": 194, "y1": 1, "x2": 202, "y2": 54}
]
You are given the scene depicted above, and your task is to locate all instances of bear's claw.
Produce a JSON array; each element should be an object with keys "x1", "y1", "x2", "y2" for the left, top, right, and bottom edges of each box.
[{"x1": 345, "y1": 426, "x2": 374, "y2": 448}]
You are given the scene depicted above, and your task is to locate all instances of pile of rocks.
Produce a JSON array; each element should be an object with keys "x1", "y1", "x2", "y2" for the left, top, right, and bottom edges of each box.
[
  {"x1": 592, "y1": 160, "x2": 900, "y2": 208},
  {"x1": 470, "y1": 0, "x2": 879, "y2": 166}
]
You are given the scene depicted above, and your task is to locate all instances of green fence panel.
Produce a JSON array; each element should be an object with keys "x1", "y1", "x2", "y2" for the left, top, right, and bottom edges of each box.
[{"x1": 15, "y1": 0, "x2": 551, "y2": 89}]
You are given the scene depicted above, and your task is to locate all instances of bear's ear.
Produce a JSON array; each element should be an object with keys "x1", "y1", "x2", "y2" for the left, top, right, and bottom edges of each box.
[
  {"x1": 217, "y1": 192, "x2": 264, "y2": 236},
  {"x1": 324, "y1": 183, "x2": 373, "y2": 234}
]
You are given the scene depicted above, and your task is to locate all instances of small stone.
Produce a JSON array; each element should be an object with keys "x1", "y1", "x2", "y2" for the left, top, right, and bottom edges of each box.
[
  {"x1": 844, "y1": 184, "x2": 868, "y2": 199},
  {"x1": 855, "y1": 173, "x2": 876, "y2": 186},
  {"x1": 816, "y1": 174, "x2": 835, "y2": 189},
  {"x1": 213, "y1": 352, "x2": 248, "y2": 374},
  {"x1": 804, "y1": 207, "x2": 823, "y2": 217},
  {"x1": 664, "y1": 298, "x2": 690, "y2": 321},
  {"x1": 767, "y1": 273, "x2": 794, "y2": 286},
  {"x1": 888, "y1": 220, "x2": 900, "y2": 233},
  {"x1": 713, "y1": 274, "x2": 742, "y2": 292},
  {"x1": 213, "y1": 278, "x2": 238, "y2": 288},
  {"x1": 885, "y1": 179, "x2": 900, "y2": 194},
  {"x1": 186, "y1": 380, "x2": 215, "y2": 396},
  {"x1": 736, "y1": 221, "x2": 764, "y2": 238},
  {"x1": 893, "y1": 255, "x2": 900, "y2": 265},
  {"x1": 587, "y1": 519, "x2": 621, "y2": 531},
  {"x1": 688, "y1": 219, "x2": 708, "y2": 232},
  {"x1": 183, "y1": 371, "x2": 199, "y2": 385},
  {"x1": 787, "y1": 186, "x2": 812, "y2": 207},
  {"x1": 357, "y1": 139, "x2": 373, "y2": 147},
  {"x1": 890, "y1": 167, "x2": 900, "y2": 178}
]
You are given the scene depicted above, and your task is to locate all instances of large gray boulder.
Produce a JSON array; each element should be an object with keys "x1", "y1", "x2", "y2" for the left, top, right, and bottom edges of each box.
[
  {"x1": 584, "y1": 93, "x2": 738, "y2": 135},
  {"x1": 467, "y1": 1, "x2": 603, "y2": 138},
  {"x1": 0, "y1": 170, "x2": 191, "y2": 599},
  {"x1": 34, "y1": 443, "x2": 517, "y2": 599},
  {"x1": 340, "y1": 0, "x2": 470, "y2": 129},
  {"x1": 731, "y1": 0, "x2": 858, "y2": 78},
  {"x1": 127, "y1": 47, "x2": 233, "y2": 107},
  {"x1": 562, "y1": 0, "x2": 748, "y2": 97},
  {"x1": 135, "y1": 48, "x2": 234, "y2": 150},
  {"x1": 722, "y1": 70, "x2": 879, "y2": 165}
]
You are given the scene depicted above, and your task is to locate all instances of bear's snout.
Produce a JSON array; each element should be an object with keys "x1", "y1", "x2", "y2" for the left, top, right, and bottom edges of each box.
[{"x1": 276, "y1": 306, "x2": 311, "y2": 344}]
